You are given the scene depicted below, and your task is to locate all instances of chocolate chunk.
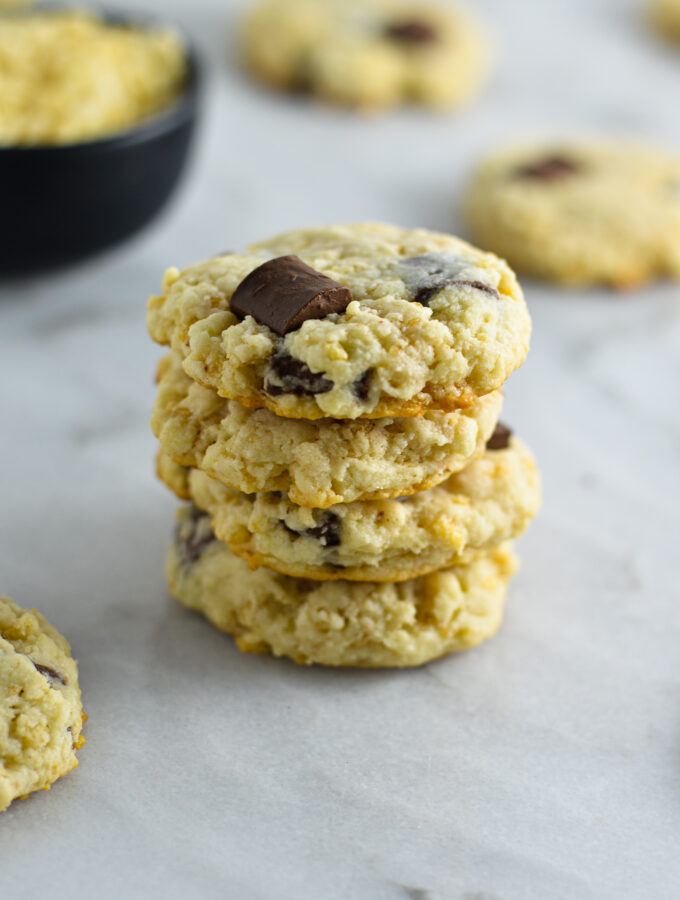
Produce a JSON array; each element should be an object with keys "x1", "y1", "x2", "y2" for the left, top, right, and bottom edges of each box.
[
  {"x1": 264, "y1": 352, "x2": 333, "y2": 397},
  {"x1": 351, "y1": 370, "x2": 372, "y2": 402},
  {"x1": 176, "y1": 505, "x2": 216, "y2": 566},
  {"x1": 454, "y1": 280, "x2": 500, "y2": 297},
  {"x1": 34, "y1": 663, "x2": 67, "y2": 685},
  {"x1": 516, "y1": 155, "x2": 580, "y2": 180},
  {"x1": 230, "y1": 255, "x2": 353, "y2": 336},
  {"x1": 385, "y1": 20, "x2": 437, "y2": 43},
  {"x1": 282, "y1": 511, "x2": 341, "y2": 548},
  {"x1": 486, "y1": 423, "x2": 512, "y2": 451},
  {"x1": 397, "y1": 254, "x2": 499, "y2": 306}
]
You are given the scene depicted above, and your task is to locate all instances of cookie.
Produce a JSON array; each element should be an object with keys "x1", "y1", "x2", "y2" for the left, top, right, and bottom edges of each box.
[
  {"x1": 156, "y1": 446, "x2": 191, "y2": 501},
  {"x1": 0, "y1": 597, "x2": 85, "y2": 813},
  {"x1": 239, "y1": 0, "x2": 489, "y2": 111},
  {"x1": 462, "y1": 142, "x2": 680, "y2": 287},
  {"x1": 160, "y1": 432, "x2": 540, "y2": 583},
  {"x1": 147, "y1": 223, "x2": 530, "y2": 420},
  {"x1": 649, "y1": 0, "x2": 680, "y2": 41},
  {"x1": 168, "y1": 505, "x2": 518, "y2": 668},
  {"x1": 152, "y1": 352, "x2": 504, "y2": 508}
]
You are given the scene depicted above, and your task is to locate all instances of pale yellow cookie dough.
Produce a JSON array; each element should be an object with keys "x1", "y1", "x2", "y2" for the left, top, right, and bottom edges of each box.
[
  {"x1": 240, "y1": 0, "x2": 489, "y2": 111},
  {"x1": 152, "y1": 352, "x2": 504, "y2": 507},
  {"x1": 0, "y1": 597, "x2": 85, "y2": 812},
  {"x1": 462, "y1": 141, "x2": 680, "y2": 287},
  {"x1": 147, "y1": 223, "x2": 530, "y2": 420},
  {"x1": 649, "y1": 0, "x2": 680, "y2": 42},
  {"x1": 161, "y1": 437, "x2": 540, "y2": 583},
  {"x1": 168, "y1": 505, "x2": 518, "y2": 667},
  {"x1": 0, "y1": 11, "x2": 186, "y2": 145}
]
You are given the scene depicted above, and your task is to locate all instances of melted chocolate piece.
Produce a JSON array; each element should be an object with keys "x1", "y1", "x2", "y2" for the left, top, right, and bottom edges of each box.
[
  {"x1": 34, "y1": 663, "x2": 67, "y2": 685},
  {"x1": 176, "y1": 505, "x2": 216, "y2": 566},
  {"x1": 398, "y1": 254, "x2": 500, "y2": 306},
  {"x1": 385, "y1": 20, "x2": 437, "y2": 43},
  {"x1": 351, "y1": 370, "x2": 372, "y2": 402},
  {"x1": 264, "y1": 353, "x2": 333, "y2": 397},
  {"x1": 282, "y1": 511, "x2": 341, "y2": 548},
  {"x1": 486, "y1": 423, "x2": 512, "y2": 451},
  {"x1": 230, "y1": 255, "x2": 353, "y2": 336},
  {"x1": 516, "y1": 155, "x2": 580, "y2": 180}
]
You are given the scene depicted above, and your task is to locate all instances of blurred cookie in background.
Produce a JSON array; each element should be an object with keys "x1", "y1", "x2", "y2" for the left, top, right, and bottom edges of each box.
[
  {"x1": 462, "y1": 141, "x2": 680, "y2": 288},
  {"x1": 239, "y1": 0, "x2": 490, "y2": 111},
  {"x1": 649, "y1": 0, "x2": 680, "y2": 43}
]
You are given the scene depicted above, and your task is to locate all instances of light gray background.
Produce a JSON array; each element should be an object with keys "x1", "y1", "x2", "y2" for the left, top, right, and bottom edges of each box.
[{"x1": 1, "y1": 1, "x2": 679, "y2": 897}]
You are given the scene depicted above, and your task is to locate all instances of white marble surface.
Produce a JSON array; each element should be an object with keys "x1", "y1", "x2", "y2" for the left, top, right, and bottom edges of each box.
[{"x1": 1, "y1": 0, "x2": 679, "y2": 897}]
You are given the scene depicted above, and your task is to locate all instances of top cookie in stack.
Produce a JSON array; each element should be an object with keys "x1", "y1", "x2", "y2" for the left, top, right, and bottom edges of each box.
[
  {"x1": 148, "y1": 223, "x2": 530, "y2": 422},
  {"x1": 148, "y1": 223, "x2": 538, "y2": 667}
]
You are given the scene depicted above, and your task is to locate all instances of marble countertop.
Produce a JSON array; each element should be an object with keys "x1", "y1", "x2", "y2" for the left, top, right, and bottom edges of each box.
[{"x1": 1, "y1": 0, "x2": 679, "y2": 897}]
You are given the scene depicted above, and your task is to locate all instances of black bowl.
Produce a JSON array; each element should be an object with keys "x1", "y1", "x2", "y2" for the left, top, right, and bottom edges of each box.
[{"x1": 0, "y1": 15, "x2": 200, "y2": 274}]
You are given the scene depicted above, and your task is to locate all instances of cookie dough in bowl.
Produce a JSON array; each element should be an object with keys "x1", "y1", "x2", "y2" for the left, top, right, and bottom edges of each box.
[
  {"x1": 0, "y1": 10, "x2": 187, "y2": 146},
  {"x1": 152, "y1": 352, "x2": 504, "y2": 507},
  {"x1": 462, "y1": 141, "x2": 680, "y2": 287},
  {"x1": 168, "y1": 506, "x2": 518, "y2": 668},
  {"x1": 166, "y1": 431, "x2": 540, "y2": 583},
  {"x1": 1, "y1": 596, "x2": 85, "y2": 813},
  {"x1": 239, "y1": 0, "x2": 490, "y2": 111},
  {"x1": 147, "y1": 224, "x2": 530, "y2": 420}
]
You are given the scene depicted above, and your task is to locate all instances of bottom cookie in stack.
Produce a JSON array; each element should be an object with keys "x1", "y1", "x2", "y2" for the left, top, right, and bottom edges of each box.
[{"x1": 166, "y1": 505, "x2": 519, "y2": 668}]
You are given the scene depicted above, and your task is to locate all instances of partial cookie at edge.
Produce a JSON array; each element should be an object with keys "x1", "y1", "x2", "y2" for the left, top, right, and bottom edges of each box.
[
  {"x1": 462, "y1": 141, "x2": 680, "y2": 287},
  {"x1": 0, "y1": 596, "x2": 85, "y2": 813}
]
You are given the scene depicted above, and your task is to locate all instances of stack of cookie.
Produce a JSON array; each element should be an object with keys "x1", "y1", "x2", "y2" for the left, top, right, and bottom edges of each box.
[{"x1": 147, "y1": 224, "x2": 540, "y2": 668}]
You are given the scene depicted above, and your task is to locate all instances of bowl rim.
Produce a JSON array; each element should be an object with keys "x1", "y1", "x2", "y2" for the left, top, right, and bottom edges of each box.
[{"x1": 0, "y1": 5, "x2": 201, "y2": 156}]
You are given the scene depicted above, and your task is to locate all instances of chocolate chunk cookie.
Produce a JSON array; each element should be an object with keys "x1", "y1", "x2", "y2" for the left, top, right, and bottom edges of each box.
[
  {"x1": 160, "y1": 437, "x2": 540, "y2": 583},
  {"x1": 239, "y1": 0, "x2": 490, "y2": 111},
  {"x1": 0, "y1": 597, "x2": 85, "y2": 812},
  {"x1": 147, "y1": 223, "x2": 530, "y2": 420},
  {"x1": 168, "y1": 506, "x2": 518, "y2": 668},
  {"x1": 152, "y1": 352, "x2": 504, "y2": 507},
  {"x1": 463, "y1": 142, "x2": 680, "y2": 287}
]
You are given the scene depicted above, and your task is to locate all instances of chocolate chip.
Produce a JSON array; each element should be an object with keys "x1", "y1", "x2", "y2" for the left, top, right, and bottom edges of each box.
[
  {"x1": 397, "y1": 254, "x2": 499, "y2": 306},
  {"x1": 486, "y1": 423, "x2": 512, "y2": 451},
  {"x1": 454, "y1": 280, "x2": 500, "y2": 297},
  {"x1": 34, "y1": 663, "x2": 67, "y2": 685},
  {"x1": 516, "y1": 155, "x2": 580, "y2": 180},
  {"x1": 264, "y1": 352, "x2": 333, "y2": 397},
  {"x1": 230, "y1": 255, "x2": 353, "y2": 336},
  {"x1": 176, "y1": 504, "x2": 216, "y2": 566},
  {"x1": 282, "y1": 511, "x2": 341, "y2": 548},
  {"x1": 385, "y1": 20, "x2": 437, "y2": 43},
  {"x1": 351, "y1": 370, "x2": 372, "y2": 402}
]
